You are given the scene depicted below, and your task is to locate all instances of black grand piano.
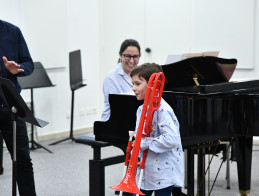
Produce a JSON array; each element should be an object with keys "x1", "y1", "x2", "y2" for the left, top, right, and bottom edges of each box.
[{"x1": 91, "y1": 56, "x2": 259, "y2": 196}]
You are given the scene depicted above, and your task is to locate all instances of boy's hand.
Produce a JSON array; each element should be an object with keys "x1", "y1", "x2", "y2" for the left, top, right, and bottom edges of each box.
[
  {"x1": 2, "y1": 56, "x2": 24, "y2": 74},
  {"x1": 140, "y1": 138, "x2": 150, "y2": 150}
]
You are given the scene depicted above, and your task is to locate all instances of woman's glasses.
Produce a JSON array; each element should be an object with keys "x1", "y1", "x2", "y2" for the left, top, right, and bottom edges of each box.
[{"x1": 122, "y1": 54, "x2": 140, "y2": 61}]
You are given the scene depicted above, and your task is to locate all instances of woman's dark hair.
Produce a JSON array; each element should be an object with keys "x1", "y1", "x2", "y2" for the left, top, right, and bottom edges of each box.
[
  {"x1": 130, "y1": 63, "x2": 163, "y2": 82},
  {"x1": 118, "y1": 39, "x2": 141, "y2": 63}
]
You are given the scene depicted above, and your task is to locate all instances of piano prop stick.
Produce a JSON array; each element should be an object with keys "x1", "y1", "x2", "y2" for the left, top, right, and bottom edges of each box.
[{"x1": 110, "y1": 72, "x2": 165, "y2": 195}]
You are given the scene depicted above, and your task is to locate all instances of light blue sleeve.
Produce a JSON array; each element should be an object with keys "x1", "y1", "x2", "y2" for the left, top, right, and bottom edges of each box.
[
  {"x1": 101, "y1": 69, "x2": 133, "y2": 121},
  {"x1": 141, "y1": 108, "x2": 182, "y2": 154},
  {"x1": 101, "y1": 76, "x2": 119, "y2": 121}
]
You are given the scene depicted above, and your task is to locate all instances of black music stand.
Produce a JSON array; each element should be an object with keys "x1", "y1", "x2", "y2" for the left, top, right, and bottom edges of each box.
[
  {"x1": 0, "y1": 133, "x2": 3, "y2": 175},
  {"x1": 50, "y1": 50, "x2": 86, "y2": 145},
  {"x1": 18, "y1": 62, "x2": 54, "y2": 153},
  {"x1": 0, "y1": 77, "x2": 48, "y2": 196}
]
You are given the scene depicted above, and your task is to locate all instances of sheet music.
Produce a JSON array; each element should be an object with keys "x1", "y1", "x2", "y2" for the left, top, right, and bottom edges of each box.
[
  {"x1": 185, "y1": 51, "x2": 219, "y2": 59},
  {"x1": 165, "y1": 51, "x2": 219, "y2": 64},
  {"x1": 165, "y1": 54, "x2": 185, "y2": 64}
]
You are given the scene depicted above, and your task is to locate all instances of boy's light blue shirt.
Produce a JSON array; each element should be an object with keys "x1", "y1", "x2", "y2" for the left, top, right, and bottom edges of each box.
[
  {"x1": 101, "y1": 63, "x2": 133, "y2": 121},
  {"x1": 135, "y1": 98, "x2": 184, "y2": 190}
]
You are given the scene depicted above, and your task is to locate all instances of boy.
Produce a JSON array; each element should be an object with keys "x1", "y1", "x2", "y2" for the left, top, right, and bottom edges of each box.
[{"x1": 131, "y1": 63, "x2": 185, "y2": 196}]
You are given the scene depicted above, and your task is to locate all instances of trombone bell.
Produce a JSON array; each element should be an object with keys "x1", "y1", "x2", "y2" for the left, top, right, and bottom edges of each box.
[
  {"x1": 110, "y1": 164, "x2": 145, "y2": 195},
  {"x1": 110, "y1": 179, "x2": 144, "y2": 195}
]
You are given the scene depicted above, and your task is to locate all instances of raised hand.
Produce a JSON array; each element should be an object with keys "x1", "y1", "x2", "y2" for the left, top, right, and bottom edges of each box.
[{"x1": 2, "y1": 56, "x2": 24, "y2": 75}]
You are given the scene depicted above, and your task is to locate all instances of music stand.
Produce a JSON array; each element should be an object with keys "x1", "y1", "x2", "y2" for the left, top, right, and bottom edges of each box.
[
  {"x1": 0, "y1": 133, "x2": 3, "y2": 175},
  {"x1": 0, "y1": 77, "x2": 48, "y2": 196},
  {"x1": 50, "y1": 50, "x2": 86, "y2": 145},
  {"x1": 18, "y1": 62, "x2": 54, "y2": 153}
]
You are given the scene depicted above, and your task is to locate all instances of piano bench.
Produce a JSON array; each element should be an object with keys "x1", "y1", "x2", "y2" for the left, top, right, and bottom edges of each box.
[
  {"x1": 75, "y1": 134, "x2": 126, "y2": 196},
  {"x1": 75, "y1": 134, "x2": 111, "y2": 160}
]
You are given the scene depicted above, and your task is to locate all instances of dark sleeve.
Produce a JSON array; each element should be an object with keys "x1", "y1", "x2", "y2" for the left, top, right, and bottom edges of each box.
[{"x1": 17, "y1": 28, "x2": 34, "y2": 77}]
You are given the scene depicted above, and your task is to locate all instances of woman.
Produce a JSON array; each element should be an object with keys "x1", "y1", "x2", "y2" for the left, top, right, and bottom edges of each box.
[{"x1": 101, "y1": 39, "x2": 141, "y2": 121}]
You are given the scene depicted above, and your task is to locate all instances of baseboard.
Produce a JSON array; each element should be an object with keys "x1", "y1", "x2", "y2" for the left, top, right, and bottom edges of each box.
[{"x1": 37, "y1": 127, "x2": 93, "y2": 141}]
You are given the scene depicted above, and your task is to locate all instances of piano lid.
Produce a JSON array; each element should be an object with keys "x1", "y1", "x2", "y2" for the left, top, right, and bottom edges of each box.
[{"x1": 162, "y1": 56, "x2": 237, "y2": 90}]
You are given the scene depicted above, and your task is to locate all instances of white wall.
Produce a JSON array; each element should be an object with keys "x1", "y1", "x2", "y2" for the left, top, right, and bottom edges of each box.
[
  {"x1": 0, "y1": 0, "x2": 259, "y2": 138},
  {"x1": 0, "y1": 0, "x2": 22, "y2": 26},
  {"x1": 1, "y1": 0, "x2": 101, "y2": 136},
  {"x1": 232, "y1": 0, "x2": 259, "y2": 79},
  {"x1": 35, "y1": 0, "x2": 101, "y2": 136},
  {"x1": 192, "y1": 0, "x2": 255, "y2": 69}
]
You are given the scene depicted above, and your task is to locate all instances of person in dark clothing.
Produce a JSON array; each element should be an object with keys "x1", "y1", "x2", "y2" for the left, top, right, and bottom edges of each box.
[{"x1": 0, "y1": 19, "x2": 36, "y2": 196}]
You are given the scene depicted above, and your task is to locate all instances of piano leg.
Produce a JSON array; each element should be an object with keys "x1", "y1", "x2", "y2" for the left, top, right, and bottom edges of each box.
[
  {"x1": 186, "y1": 148, "x2": 195, "y2": 196},
  {"x1": 197, "y1": 144, "x2": 206, "y2": 196},
  {"x1": 235, "y1": 136, "x2": 253, "y2": 196}
]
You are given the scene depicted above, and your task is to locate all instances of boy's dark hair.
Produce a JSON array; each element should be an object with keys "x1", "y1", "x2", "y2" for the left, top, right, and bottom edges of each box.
[{"x1": 130, "y1": 63, "x2": 163, "y2": 82}]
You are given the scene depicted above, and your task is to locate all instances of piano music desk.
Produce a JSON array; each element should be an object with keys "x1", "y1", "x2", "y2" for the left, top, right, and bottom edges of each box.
[{"x1": 75, "y1": 134, "x2": 126, "y2": 196}]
